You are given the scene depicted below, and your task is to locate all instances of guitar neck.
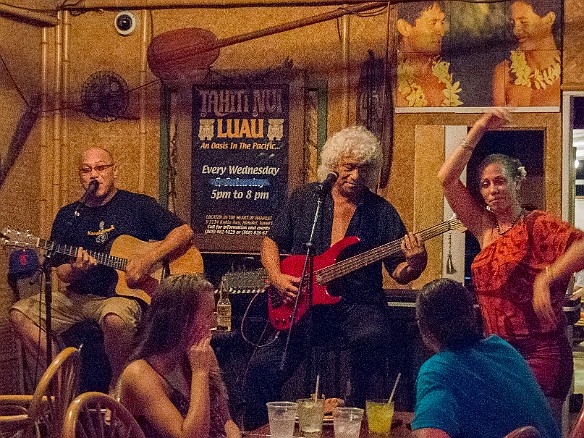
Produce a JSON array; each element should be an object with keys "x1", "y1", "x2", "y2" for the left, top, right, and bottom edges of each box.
[
  {"x1": 317, "y1": 220, "x2": 456, "y2": 284},
  {"x1": 38, "y1": 238, "x2": 128, "y2": 271}
]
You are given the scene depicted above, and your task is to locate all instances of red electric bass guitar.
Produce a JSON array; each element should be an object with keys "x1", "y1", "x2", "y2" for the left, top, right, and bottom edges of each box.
[{"x1": 267, "y1": 217, "x2": 464, "y2": 330}]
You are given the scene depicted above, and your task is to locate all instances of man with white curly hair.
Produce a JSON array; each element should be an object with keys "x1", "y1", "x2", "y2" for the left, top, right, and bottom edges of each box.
[{"x1": 242, "y1": 126, "x2": 427, "y2": 430}]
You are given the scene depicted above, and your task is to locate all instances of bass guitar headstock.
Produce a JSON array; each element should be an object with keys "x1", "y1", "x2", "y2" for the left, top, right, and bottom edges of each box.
[
  {"x1": 0, "y1": 228, "x2": 40, "y2": 250},
  {"x1": 447, "y1": 215, "x2": 466, "y2": 233}
]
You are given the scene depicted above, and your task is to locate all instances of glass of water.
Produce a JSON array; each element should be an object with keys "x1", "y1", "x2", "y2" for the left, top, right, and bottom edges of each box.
[
  {"x1": 333, "y1": 407, "x2": 363, "y2": 438},
  {"x1": 266, "y1": 401, "x2": 297, "y2": 438}
]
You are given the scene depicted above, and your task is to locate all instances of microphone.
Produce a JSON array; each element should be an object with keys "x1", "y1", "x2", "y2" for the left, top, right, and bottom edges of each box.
[
  {"x1": 74, "y1": 180, "x2": 99, "y2": 217},
  {"x1": 319, "y1": 171, "x2": 338, "y2": 195}
]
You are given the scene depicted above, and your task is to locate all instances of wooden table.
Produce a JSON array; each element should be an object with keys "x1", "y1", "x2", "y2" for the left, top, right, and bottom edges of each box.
[{"x1": 247, "y1": 411, "x2": 414, "y2": 437}]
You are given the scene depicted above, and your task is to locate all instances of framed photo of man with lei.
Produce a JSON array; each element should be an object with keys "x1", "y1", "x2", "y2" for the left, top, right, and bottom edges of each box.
[{"x1": 395, "y1": 0, "x2": 562, "y2": 111}]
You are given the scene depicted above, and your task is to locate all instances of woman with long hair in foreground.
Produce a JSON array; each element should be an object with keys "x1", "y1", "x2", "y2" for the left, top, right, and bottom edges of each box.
[{"x1": 119, "y1": 274, "x2": 241, "y2": 438}]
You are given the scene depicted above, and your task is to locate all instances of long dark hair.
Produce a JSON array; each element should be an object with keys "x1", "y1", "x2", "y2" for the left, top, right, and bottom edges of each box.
[
  {"x1": 130, "y1": 273, "x2": 214, "y2": 360},
  {"x1": 416, "y1": 278, "x2": 483, "y2": 350}
]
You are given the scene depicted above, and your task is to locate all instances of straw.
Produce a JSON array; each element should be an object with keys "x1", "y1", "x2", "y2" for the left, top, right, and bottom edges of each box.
[
  {"x1": 388, "y1": 373, "x2": 401, "y2": 405},
  {"x1": 313, "y1": 374, "x2": 320, "y2": 403}
]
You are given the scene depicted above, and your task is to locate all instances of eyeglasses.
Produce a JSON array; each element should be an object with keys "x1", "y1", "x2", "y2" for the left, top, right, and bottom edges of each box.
[{"x1": 79, "y1": 164, "x2": 114, "y2": 174}]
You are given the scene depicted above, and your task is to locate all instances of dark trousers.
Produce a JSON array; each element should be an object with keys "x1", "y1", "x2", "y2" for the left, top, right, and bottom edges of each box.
[{"x1": 242, "y1": 302, "x2": 391, "y2": 430}]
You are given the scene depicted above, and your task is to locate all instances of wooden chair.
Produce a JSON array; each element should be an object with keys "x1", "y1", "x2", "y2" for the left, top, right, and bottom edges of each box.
[
  {"x1": 0, "y1": 347, "x2": 80, "y2": 438},
  {"x1": 62, "y1": 392, "x2": 145, "y2": 438},
  {"x1": 504, "y1": 425, "x2": 542, "y2": 438},
  {"x1": 571, "y1": 405, "x2": 584, "y2": 438}
]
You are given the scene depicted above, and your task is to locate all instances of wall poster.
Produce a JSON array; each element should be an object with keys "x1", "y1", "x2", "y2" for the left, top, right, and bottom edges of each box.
[
  {"x1": 191, "y1": 71, "x2": 305, "y2": 253},
  {"x1": 395, "y1": 0, "x2": 563, "y2": 111}
]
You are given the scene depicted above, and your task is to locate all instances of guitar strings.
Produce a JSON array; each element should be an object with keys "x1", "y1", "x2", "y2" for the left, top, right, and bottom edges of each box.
[
  {"x1": 317, "y1": 220, "x2": 459, "y2": 284},
  {"x1": 40, "y1": 237, "x2": 127, "y2": 270},
  {"x1": 323, "y1": 221, "x2": 459, "y2": 280},
  {"x1": 320, "y1": 222, "x2": 452, "y2": 281}
]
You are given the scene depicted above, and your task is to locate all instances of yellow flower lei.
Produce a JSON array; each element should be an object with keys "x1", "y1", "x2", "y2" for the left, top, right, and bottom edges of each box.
[
  {"x1": 397, "y1": 58, "x2": 463, "y2": 107},
  {"x1": 509, "y1": 50, "x2": 561, "y2": 90}
]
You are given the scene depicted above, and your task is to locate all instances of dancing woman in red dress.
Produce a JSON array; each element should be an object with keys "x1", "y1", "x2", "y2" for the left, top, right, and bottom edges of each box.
[{"x1": 438, "y1": 108, "x2": 584, "y2": 426}]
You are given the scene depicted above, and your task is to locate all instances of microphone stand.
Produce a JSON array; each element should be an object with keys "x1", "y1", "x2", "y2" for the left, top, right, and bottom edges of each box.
[
  {"x1": 280, "y1": 186, "x2": 327, "y2": 370},
  {"x1": 29, "y1": 251, "x2": 55, "y2": 367},
  {"x1": 38, "y1": 180, "x2": 97, "y2": 366},
  {"x1": 42, "y1": 253, "x2": 53, "y2": 366}
]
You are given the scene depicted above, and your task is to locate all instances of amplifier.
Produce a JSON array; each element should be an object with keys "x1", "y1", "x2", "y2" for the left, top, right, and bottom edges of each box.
[
  {"x1": 384, "y1": 289, "x2": 417, "y2": 321},
  {"x1": 220, "y1": 268, "x2": 268, "y2": 295},
  {"x1": 217, "y1": 269, "x2": 269, "y2": 339}
]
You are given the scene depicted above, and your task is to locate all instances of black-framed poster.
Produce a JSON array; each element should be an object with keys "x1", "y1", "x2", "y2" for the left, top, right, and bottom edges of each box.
[{"x1": 191, "y1": 70, "x2": 305, "y2": 253}]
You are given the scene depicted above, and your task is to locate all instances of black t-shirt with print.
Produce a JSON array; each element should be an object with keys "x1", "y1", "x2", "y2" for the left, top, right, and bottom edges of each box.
[{"x1": 50, "y1": 189, "x2": 184, "y2": 297}]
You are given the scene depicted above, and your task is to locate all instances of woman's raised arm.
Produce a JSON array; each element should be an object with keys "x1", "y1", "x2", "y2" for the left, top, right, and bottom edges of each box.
[{"x1": 437, "y1": 108, "x2": 510, "y2": 239}]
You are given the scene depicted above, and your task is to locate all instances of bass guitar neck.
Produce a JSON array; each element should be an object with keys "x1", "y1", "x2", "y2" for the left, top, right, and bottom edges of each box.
[{"x1": 267, "y1": 217, "x2": 463, "y2": 330}]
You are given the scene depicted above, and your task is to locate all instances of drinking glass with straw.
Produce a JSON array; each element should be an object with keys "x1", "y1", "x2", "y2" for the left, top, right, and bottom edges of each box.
[
  {"x1": 313, "y1": 374, "x2": 320, "y2": 402},
  {"x1": 366, "y1": 373, "x2": 401, "y2": 437},
  {"x1": 297, "y1": 375, "x2": 324, "y2": 438},
  {"x1": 388, "y1": 372, "x2": 401, "y2": 406}
]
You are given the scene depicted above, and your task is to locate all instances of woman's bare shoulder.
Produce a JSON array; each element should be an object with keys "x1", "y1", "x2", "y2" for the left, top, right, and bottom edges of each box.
[
  {"x1": 123, "y1": 359, "x2": 150, "y2": 375},
  {"x1": 494, "y1": 58, "x2": 511, "y2": 72},
  {"x1": 120, "y1": 359, "x2": 160, "y2": 388},
  {"x1": 119, "y1": 359, "x2": 167, "y2": 415}
]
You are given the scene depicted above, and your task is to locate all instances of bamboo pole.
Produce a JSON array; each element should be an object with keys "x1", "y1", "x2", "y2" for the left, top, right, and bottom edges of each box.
[
  {"x1": 139, "y1": 9, "x2": 149, "y2": 193},
  {"x1": 341, "y1": 11, "x2": 350, "y2": 126},
  {"x1": 40, "y1": 28, "x2": 50, "y2": 235},
  {"x1": 210, "y1": 2, "x2": 383, "y2": 51},
  {"x1": 66, "y1": 0, "x2": 386, "y2": 9},
  {"x1": 53, "y1": 11, "x2": 63, "y2": 217},
  {"x1": 62, "y1": 11, "x2": 71, "y2": 198},
  {"x1": 0, "y1": 4, "x2": 58, "y2": 26}
]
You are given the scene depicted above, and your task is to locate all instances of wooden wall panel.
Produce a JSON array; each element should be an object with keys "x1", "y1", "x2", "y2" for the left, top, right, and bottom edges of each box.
[
  {"x1": 413, "y1": 125, "x2": 445, "y2": 289},
  {"x1": 0, "y1": 137, "x2": 41, "y2": 393},
  {"x1": 0, "y1": 17, "x2": 44, "y2": 394},
  {"x1": 146, "y1": 7, "x2": 387, "y2": 135},
  {"x1": 563, "y1": 0, "x2": 584, "y2": 88},
  {"x1": 63, "y1": 10, "x2": 161, "y2": 203}
]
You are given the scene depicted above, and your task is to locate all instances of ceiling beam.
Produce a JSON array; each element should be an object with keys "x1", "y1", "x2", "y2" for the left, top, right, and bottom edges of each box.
[
  {"x1": 0, "y1": 4, "x2": 58, "y2": 26},
  {"x1": 64, "y1": 0, "x2": 387, "y2": 9}
]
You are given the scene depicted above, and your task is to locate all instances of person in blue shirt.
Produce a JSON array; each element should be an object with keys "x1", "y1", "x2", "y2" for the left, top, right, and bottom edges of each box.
[{"x1": 412, "y1": 278, "x2": 559, "y2": 438}]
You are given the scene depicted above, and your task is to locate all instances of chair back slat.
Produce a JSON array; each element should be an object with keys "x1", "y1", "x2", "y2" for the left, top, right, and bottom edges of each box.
[
  {"x1": 0, "y1": 347, "x2": 80, "y2": 438},
  {"x1": 62, "y1": 392, "x2": 145, "y2": 438},
  {"x1": 28, "y1": 348, "x2": 80, "y2": 438},
  {"x1": 504, "y1": 426, "x2": 542, "y2": 438}
]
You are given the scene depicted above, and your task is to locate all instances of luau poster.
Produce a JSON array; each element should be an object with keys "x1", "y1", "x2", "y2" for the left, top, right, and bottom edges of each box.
[
  {"x1": 191, "y1": 84, "x2": 289, "y2": 241},
  {"x1": 395, "y1": 0, "x2": 562, "y2": 110}
]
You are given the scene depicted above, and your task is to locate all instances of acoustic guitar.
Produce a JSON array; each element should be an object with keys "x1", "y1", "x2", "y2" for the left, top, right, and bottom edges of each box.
[
  {"x1": 267, "y1": 217, "x2": 464, "y2": 330},
  {"x1": 0, "y1": 228, "x2": 203, "y2": 305}
]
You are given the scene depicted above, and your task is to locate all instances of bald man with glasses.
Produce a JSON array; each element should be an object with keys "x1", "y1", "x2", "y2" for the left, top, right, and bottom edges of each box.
[{"x1": 10, "y1": 147, "x2": 194, "y2": 391}]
